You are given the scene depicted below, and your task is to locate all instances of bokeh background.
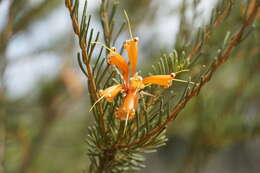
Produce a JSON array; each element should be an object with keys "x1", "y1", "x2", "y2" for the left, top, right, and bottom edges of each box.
[{"x1": 0, "y1": 0, "x2": 260, "y2": 173}]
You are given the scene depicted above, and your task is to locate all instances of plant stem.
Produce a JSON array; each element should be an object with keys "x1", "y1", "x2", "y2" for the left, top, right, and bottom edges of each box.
[{"x1": 65, "y1": 0, "x2": 106, "y2": 134}]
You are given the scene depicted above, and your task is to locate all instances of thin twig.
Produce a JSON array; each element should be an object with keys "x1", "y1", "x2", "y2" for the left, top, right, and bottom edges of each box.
[
  {"x1": 65, "y1": 0, "x2": 106, "y2": 133},
  {"x1": 187, "y1": 0, "x2": 234, "y2": 61}
]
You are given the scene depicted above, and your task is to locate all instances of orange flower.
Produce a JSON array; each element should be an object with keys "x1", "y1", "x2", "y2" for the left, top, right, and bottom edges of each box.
[{"x1": 97, "y1": 37, "x2": 180, "y2": 120}]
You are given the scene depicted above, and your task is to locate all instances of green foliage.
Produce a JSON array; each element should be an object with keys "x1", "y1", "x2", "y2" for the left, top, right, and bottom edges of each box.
[
  {"x1": 65, "y1": 0, "x2": 260, "y2": 172},
  {"x1": 1, "y1": 0, "x2": 260, "y2": 172}
]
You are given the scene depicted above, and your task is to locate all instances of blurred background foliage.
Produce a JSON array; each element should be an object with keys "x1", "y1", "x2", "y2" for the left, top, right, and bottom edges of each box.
[{"x1": 0, "y1": 0, "x2": 260, "y2": 173}]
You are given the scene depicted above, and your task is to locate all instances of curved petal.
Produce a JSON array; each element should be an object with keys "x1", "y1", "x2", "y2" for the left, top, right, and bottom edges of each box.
[
  {"x1": 99, "y1": 84, "x2": 123, "y2": 102},
  {"x1": 108, "y1": 51, "x2": 129, "y2": 84},
  {"x1": 143, "y1": 73, "x2": 176, "y2": 88},
  {"x1": 124, "y1": 37, "x2": 139, "y2": 76}
]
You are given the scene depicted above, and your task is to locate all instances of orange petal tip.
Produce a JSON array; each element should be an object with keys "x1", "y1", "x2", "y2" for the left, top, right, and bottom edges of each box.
[{"x1": 99, "y1": 84, "x2": 123, "y2": 102}]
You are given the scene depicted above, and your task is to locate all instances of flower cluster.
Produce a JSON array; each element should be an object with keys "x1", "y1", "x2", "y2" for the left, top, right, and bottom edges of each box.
[{"x1": 99, "y1": 37, "x2": 177, "y2": 120}]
